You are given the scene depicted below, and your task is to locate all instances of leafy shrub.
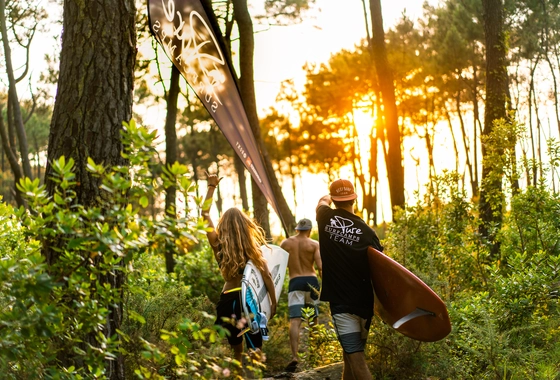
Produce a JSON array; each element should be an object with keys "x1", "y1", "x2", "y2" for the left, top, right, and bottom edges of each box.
[
  {"x1": 372, "y1": 172, "x2": 560, "y2": 379},
  {"x1": 0, "y1": 120, "x2": 227, "y2": 378},
  {"x1": 174, "y1": 243, "x2": 223, "y2": 304},
  {"x1": 299, "y1": 305, "x2": 341, "y2": 370},
  {"x1": 0, "y1": 201, "x2": 60, "y2": 379},
  {"x1": 385, "y1": 171, "x2": 484, "y2": 301}
]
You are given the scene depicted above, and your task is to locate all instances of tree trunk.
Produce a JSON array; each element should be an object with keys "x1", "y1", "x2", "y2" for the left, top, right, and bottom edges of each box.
[
  {"x1": 368, "y1": 120, "x2": 379, "y2": 226},
  {"x1": 446, "y1": 106, "x2": 459, "y2": 174},
  {"x1": 44, "y1": 0, "x2": 136, "y2": 378},
  {"x1": 479, "y1": 0, "x2": 509, "y2": 258},
  {"x1": 527, "y1": 59, "x2": 538, "y2": 185},
  {"x1": 455, "y1": 93, "x2": 477, "y2": 197},
  {"x1": 234, "y1": 154, "x2": 250, "y2": 210},
  {"x1": 218, "y1": 0, "x2": 249, "y2": 211},
  {"x1": 164, "y1": 65, "x2": 181, "y2": 273},
  {"x1": 369, "y1": 0, "x2": 405, "y2": 216},
  {"x1": 0, "y1": 104, "x2": 24, "y2": 206},
  {"x1": 471, "y1": 50, "x2": 482, "y2": 198},
  {"x1": 0, "y1": 0, "x2": 32, "y2": 182},
  {"x1": 232, "y1": 0, "x2": 296, "y2": 235}
]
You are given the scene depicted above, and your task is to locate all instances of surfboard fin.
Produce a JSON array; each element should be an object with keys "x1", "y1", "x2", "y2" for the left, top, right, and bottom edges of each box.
[{"x1": 393, "y1": 307, "x2": 435, "y2": 329}]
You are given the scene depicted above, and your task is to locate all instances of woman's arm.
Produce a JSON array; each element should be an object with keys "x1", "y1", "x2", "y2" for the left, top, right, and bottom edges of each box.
[
  {"x1": 261, "y1": 269, "x2": 277, "y2": 319},
  {"x1": 202, "y1": 172, "x2": 222, "y2": 256}
]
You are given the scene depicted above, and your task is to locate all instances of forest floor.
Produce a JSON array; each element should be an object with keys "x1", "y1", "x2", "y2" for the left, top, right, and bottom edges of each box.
[{"x1": 262, "y1": 362, "x2": 343, "y2": 379}]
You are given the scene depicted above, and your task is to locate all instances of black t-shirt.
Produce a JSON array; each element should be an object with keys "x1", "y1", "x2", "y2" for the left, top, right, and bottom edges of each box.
[{"x1": 316, "y1": 205, "x2": 383, "y2": 314}]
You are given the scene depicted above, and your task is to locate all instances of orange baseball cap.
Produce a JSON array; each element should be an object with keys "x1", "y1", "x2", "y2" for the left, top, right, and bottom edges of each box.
[{"x1": 329, "y1": 179, "x2": 357, "y2": 201}]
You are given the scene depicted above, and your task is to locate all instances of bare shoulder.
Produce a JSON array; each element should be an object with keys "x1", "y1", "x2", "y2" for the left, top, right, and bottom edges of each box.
[
  {"x1": 307, "y1": 238, "x2": 320, "y2": 248},
  {"x1": 280, "y1": 236, "x2": 295, "y2": 249}
]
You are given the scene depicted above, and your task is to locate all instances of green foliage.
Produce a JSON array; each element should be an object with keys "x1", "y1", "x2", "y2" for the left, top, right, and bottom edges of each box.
[
  {"x1": 130, "y1": 315, "x2": 245, "y2": 379},
  {"x1": 373, "y1": 170, "x2": 560, "y2": 379},
  {"x1": 0, "y1": 120, "x2": 228, "y2": 378},
  {"x1": 174, "y1": 243, "x2": 223, "y2": 304},
  {"x1": 262, "y1": 0, "x2": 316, "y2": 23},
  {"x1": 122, "y1": 252, "x2": 238, "y2": 379},
  {"x1": 0, "y1": 201, "x2": 60, "y2": 379},
  {"x1": 2, "y1": 117, "x2": 560, "y2": 379},
  {"x1": 385, "y1": 171, "x2": 484, "y2": 300},
  {"x1": 499, "y1": 186, "x2": 560, "y2": 259},
  {"x1": 299, "y1": 306, "x2": 341, "y2": 370}
]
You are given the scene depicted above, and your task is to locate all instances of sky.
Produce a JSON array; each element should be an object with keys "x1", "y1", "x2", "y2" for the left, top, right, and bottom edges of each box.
[{"x1": 251, "y1": 0, "x2": 426, "y2": 115}]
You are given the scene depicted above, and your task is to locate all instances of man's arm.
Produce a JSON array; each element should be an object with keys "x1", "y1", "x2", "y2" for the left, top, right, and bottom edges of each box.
[
  {"x1": 313, "y1": 241, "x2": 322, "y2": 279},
  {"x1": 316, "y1": 195, "x2": 332, "y2": 213}
]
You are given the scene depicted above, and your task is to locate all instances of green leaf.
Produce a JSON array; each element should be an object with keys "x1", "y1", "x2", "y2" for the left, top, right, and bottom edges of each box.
[
  {"x1": 139, "y1": 196, "x2": 149, "y2": 208},
  {"x1": 54, "y1": 193, "x2": 65, "y2": 205},
  {"x1": 68, "y1": 237, "x2": 88, "y2": 250},
  {"x1": 129, "y1": 310, "x2": 146, "y2": 325}
]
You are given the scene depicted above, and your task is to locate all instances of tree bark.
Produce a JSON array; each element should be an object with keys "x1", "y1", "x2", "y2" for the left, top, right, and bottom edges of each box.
[
  {"x1": 233, "y1": 154, "x2": 250, "y2": 210},
  {"x1": 44, "y1": 0, "x2": 136, "y2": 378},
  {"x1": 232, "y1": 0, "x2": 296, "y2": 235},
  {"x1": 479, "y1": 0, "x2": 509, "y2": 257},
  {"x1": 0, "y1": 104, "x2": 24, "y2": 207},
  {"x1": 219, "y1": 1, "x2": 250, "y2": 211},
  {"x1": 369, "y1": 0, "x2": 405, "y2": 216},
  {"x1": 455, "y1": 93, "x2": 477, "y2": 197},
  {"x1": 164, "y1": 65, "x2": 181, "y2": 273}
]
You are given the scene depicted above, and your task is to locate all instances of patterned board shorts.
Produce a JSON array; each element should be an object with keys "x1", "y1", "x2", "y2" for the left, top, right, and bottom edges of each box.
[
  {"x1": 330, "y1": 308, "x2": 372, "y2": 353},
  {"x1": 288, "y1": 276, "x2": 320, "y2": 319}
]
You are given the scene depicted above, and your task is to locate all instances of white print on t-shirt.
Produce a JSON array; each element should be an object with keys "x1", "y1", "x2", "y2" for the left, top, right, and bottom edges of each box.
[{"x1": 324, "y1": 216, "x2": 363, "y2": 245}]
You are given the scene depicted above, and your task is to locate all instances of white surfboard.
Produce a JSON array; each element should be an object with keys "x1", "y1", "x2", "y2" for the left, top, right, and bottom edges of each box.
[{"x1": 241, "y1": 244, "x2": 289, "y2": 335}]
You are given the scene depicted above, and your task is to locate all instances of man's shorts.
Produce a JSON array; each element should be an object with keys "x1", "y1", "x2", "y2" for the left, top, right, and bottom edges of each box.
[
  {"x1": 288, "y1": 276, "x2": 320, "y2": 319},
  {"x1": 330, "y1": 304, "x2": 372, "y2": 354}
]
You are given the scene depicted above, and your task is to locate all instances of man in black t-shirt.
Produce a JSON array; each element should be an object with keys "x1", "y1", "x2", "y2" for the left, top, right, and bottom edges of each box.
[{"x1": 316, "y1": 179, "x2": 383, "y2": 380}]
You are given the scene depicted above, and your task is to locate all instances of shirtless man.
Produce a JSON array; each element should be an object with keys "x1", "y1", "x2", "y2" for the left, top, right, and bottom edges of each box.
[{"x1": 280, "y1": 218, "x2": 322, "y2": 372}]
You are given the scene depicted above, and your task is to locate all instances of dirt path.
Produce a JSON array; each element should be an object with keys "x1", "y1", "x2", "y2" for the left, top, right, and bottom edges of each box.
[{"x1": 263, "y1": 362, "x2": 343, "y2": 380}]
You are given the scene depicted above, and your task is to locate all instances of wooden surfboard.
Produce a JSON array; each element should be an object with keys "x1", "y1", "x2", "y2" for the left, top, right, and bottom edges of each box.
[
  {"x1": 368, "y1": 247, "x2": 451, "y2": 342},
  {"x1": 241, "y1": 244, "x2": 289, "y2": 335}
]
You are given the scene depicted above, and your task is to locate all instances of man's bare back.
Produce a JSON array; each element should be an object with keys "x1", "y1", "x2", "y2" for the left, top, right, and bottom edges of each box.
[{"x1": 281, "y1": 233, "x2": 322, "y2": 279}]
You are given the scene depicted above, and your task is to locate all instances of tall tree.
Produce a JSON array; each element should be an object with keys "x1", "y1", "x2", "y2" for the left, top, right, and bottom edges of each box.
[
  {"x1": 210, "y1": 0, "x2": 251, "y2": 212},
  {"x1": 479, "y1": 0, "x2": 509, "y2": 255},
  {"x1": 231, "y1": 0, "x2": 296, "y2": 235},
  {"x1": 418, "y1": 0, "x2": 485, "y2": 198},
  {"x1": 44, "y1": 0, "x2": 136, "y2": 377},
  {"x1": 163, "y1": 65, "x2": 181, "y2": 273},
  {"x1": 369, "y1": 0, "x2": 405, "y2": 214}
]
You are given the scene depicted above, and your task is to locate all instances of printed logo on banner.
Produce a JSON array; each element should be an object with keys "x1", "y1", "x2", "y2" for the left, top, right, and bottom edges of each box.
[{"x1": 151, "y1": 1, "x2": 225, "y2": 113}]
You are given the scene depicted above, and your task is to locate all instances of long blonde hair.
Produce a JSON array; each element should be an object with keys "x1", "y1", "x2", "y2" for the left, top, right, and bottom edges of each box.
[{"x1": 215, "y1": 208, "x2": 268, "y2": 281}]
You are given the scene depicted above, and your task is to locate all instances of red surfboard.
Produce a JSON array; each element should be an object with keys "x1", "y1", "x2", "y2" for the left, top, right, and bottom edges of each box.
[{"x1": 368, "y1": 247, "x2": 451, "y2": 342}]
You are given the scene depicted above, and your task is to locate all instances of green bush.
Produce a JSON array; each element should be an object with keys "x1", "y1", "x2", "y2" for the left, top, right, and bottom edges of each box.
[
  {"x1": 174, "y1": 243, "x2": 223, "y2": 304},
  {"x1": 0, "y1": 201, "x2": 61, "y2": 379},
  {"x1": 372, "y1": 171, "x2": 560, "y2": 379},
  {"x1": 0, "y1": 120, "x2": 227, "y2": 378}
]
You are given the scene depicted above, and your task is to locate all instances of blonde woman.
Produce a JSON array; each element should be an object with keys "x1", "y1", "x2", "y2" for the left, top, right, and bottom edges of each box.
[{"x1": 202, "y1": 172, "x2": 277, "y2": 363}]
